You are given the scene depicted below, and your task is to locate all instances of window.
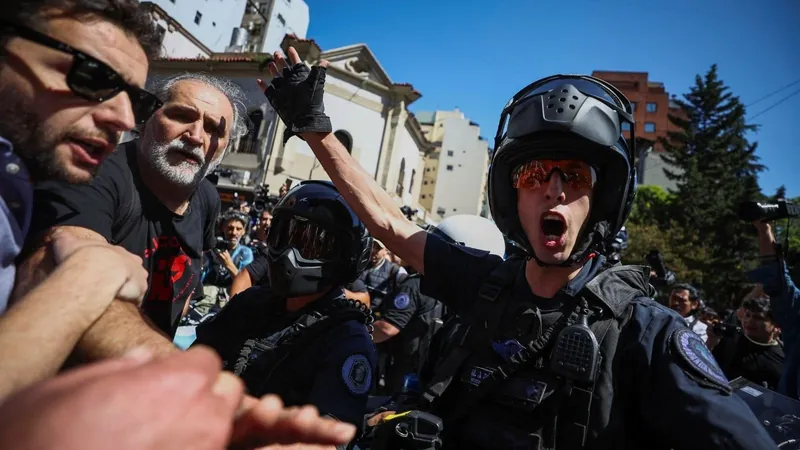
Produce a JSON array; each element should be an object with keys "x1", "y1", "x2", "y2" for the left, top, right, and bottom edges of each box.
[
  {"x1": 621, "y1": 122, "x2": 631, "y2": 132},
  {"x1": 630, "y1": 102, "x2": 637, "y2": 112},
  {"x1": 423, "y1": 180, "x2": 428, "y2": 186},
  {"x1": 452, "y1": 208, "x2": 457, "y2": 212},
  {"x1": 155, "y1": 25, "x2": 166, "y2": 46},
  {"x1": 644, "y1": 122, "x2": 656, "y2": 133},
  {"x1": 333, "y1": 130, "x2": 353, "y2": 154},
  {"x1": 446, "y1": 165, "x2": 453, "y2": 171},
  {"x1": 169, "y1": 0, "x2": 175, "y2": 3},
  {"x1": 212, "y1": 22, "x2": 216, "y2": 27},
  {"x1": 421, "y1": 194, "x2": 426, "y2": 199},
  {"x1": 447, "y1": 150, "x2": 454, "y2": 157},
  {"x1": 277, "y1": 14, "x2": 286, "y2": 26},
  {"x1": 409, "y1": 169, "x2": 415, "y2": 194},
  {"x1": 396, "y1": 159, "x2": 406, "y2": 196},
  {"x1": 194, "y1": 11, "x2": 202, "y2": 25},
  {"x1": 437, "y1": 207, "x2": 446, "y2": 216},
  {"x1": 646, "y1": 102, "x2": 657, "y2": 113}
]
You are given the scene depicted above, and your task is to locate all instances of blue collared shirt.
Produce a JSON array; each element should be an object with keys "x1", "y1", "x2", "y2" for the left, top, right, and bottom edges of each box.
[{"x1": 0, "y1": 137, "x2": 32, "y2": 313}]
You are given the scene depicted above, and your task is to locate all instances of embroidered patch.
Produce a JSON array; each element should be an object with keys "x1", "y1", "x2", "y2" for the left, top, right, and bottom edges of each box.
[
  {"x1": 464, "y1": 366, "x2": 494, "y2": 387},
  {"x1": 672, "y1": 328, "x2": 729, "y2": 389},
  {"x1": 341, "y1": 354, "x2": 372, "y2": 395},
  {"x1": 393, "y1": 293, "x2": 410, "y2": 310}
]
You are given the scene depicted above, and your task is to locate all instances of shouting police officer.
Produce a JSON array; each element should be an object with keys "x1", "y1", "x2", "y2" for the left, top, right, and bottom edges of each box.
[
  {"x1": 257, "y1": 47, "x2": 776, "y2": 449},
  {"x1": 193, "y1": 180, "x2": 377, "y2": 431}
]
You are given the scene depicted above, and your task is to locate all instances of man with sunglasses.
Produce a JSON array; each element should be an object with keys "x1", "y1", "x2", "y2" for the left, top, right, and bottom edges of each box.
[
  {"x1": 0, "y1": 0, "x2": 158, "y2": 391},
  {"x1": 259, "y1": 47, "x2": 776, "y2": 449}
]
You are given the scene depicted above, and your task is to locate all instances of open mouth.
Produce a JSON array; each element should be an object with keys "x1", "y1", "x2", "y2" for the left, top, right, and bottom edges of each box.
[
  {"x1": 173, "y1": 150, "x2": 203, "y2": 166},
  {"x1": 67, "y1": 138, "x2": 111, "y2": 166},
  {"x1": 540, "y1": 212, "x2": 567, "y2": 249}
]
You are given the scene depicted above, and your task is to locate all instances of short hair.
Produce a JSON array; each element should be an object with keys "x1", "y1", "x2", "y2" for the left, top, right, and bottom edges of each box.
[
  {"x1": 743, "y1": 296, "x2": 773, "y2": 321},
  {"x1": 3, "y1": 0, "x2": 160, "y2": 60},
  {"x1": 261, "y1": 205, "x2": 274, "y2": 216},
  {"x1": 671, "y1": 283, "x2": 700, "y2": 302},
  {"x1": 150, "y1": 73, "x2": 250, "y2": 151},
  {"x1": 221, "y1": 211, "x2": 248, "y2": 228}
]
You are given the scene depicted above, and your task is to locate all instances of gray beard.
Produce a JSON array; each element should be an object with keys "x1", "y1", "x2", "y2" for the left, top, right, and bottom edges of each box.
[{"x1": 141, "y1": 138, "x2": 222, "y2": 189}]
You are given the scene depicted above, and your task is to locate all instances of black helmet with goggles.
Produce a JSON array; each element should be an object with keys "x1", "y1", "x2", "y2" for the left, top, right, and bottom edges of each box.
[
  {"x1": 266, "y1": 180, "x2": 372, "y2": 298},
  {"x1": 488, "y1": 74, "x2": 637, "y2": 266}
]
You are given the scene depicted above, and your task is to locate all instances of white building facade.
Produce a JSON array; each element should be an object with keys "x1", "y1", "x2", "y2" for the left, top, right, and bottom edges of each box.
[
  {"x1": 141, "y1": 0, "x2": 247, "y2": 53},
  {"x1": 417, "y1": 110, "x2": 490, "y2": 220},
  {"x1": 232, "y1": 0, "x2": 310, "y2": 54}
]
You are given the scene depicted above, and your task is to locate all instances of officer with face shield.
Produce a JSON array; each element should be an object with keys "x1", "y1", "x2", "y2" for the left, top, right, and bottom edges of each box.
[
  {"x1": 193, "y1": 181, "x2": 377, "y2": 431},
  {"x1": 258, "y1": 48, "x2": 776, "y2": 449}
]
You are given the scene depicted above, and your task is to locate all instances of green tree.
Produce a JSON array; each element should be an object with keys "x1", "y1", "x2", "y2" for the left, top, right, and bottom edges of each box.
[
  {"x1": 659, "y1": 64, "x2": 764, "y2": 309},
  {"x1": 628, "y1": 184, "x2": 676, "y2": 228}
]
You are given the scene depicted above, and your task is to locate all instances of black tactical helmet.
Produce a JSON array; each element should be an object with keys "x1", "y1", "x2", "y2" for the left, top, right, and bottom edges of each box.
[
  {"x1": 489, "y1": 75, "x2": 638, "y2": 266},
  {"x1": 266, "y1": 180, "x2": 372, "y2": 297}
]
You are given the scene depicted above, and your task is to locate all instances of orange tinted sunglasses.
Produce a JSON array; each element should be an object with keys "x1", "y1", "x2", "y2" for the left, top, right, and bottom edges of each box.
[{"x1": 512, "y1": 160, "x2": 596, "y2": 190}]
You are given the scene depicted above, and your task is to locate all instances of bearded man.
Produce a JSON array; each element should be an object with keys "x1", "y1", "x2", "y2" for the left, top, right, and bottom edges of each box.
[{"x1": 18, "y1": 73, "x2": 250, "y2": 357}]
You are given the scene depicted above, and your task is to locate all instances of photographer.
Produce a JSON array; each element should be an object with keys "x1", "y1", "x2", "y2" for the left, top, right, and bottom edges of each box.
[
  {"x1": 709, "y1": 296, "x2": 784, "y2": 390},
  {"x1": 197, "y1": 211, "x2": 254, "y2": 316},
  {"x1": 748, "y1": 219, "x2": 800, "y2": 398}
]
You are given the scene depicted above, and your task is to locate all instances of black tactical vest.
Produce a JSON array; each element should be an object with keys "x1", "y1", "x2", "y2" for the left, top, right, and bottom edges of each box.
[
  {"x1": 230, "y1": 300, "x2": 371, "y2": 400},
  {"x1": 423, "y1": 259, "x2": 655, "y2": 450}
]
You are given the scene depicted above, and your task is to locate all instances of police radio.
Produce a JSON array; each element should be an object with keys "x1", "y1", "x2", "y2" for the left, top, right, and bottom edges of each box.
[{"x1": 550, "y1": 309, "x2": 601, "y2": 384}]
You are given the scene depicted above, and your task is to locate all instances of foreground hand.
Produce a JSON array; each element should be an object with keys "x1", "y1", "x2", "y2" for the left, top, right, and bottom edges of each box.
[
  {"x1": 0, "y1": 347, "x2": 243, "y2": 450},
  {"x1": 230, "y1": 395, "x2": 356, "y2": 449},
  {"x1": 256, "y1": 47, "x2": 332, "y2": 142},
  {"x1": 51, "y1": 231, "x2": 148, "y2": 304}
]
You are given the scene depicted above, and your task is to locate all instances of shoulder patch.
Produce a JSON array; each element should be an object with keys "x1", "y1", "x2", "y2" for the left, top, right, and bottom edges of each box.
[
  {"x1": 341, "y1": 354, "x2": 372, "y2": 395},
  {"x1": 393, "y1": 292, "x2": 411, "y2": 310},
  {"x1": 671, "y1": 328, "x2": 730, "y2": 391}
]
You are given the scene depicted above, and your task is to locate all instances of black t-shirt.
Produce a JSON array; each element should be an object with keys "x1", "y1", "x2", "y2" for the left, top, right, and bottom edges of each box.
[
  {"x1": 245, "y1": 250, "x2": 367, "y2": 293},
  {"x1": 29, "y1": 141, "x2": 219, "y2": 335},
  {"x1": 713, "y1": 333, "x2": 785, "y2": 390}
]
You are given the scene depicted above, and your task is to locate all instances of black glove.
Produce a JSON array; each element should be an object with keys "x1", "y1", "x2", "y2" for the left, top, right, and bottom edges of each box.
[{"x1": 263, "y1": 63, "x2": 332, "y2": 143}]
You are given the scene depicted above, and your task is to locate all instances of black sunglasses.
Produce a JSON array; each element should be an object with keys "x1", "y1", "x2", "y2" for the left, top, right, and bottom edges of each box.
[{"x1": 0, "y1": 21, "x2": 162, "y2": 124}]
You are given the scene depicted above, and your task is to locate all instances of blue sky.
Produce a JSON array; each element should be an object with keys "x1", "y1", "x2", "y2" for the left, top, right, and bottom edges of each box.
[{"x1": 304, "y1": 0, "x2": 799, "y2": 198}]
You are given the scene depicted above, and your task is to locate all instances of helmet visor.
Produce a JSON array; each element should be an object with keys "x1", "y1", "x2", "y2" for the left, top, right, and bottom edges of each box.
[
  {"x1": 267, "y1": 213, "x2": 347, "y2": 261},
  {"x1": 518, "y1": 77, "x2": 632, "y2": 113},
  {"x1": 495, "y1": 75, "x2": 635, "y2": 153}
]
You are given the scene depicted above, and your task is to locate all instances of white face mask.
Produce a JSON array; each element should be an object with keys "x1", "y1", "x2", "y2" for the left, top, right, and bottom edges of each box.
[{"x1": 144, "y1": 137, "x2": 223, "y2": 188}]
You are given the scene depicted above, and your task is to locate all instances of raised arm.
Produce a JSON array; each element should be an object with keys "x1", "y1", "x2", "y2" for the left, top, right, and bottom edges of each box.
[{"x1": 257, "y1": 48, "x2": 428, "y2": 274}]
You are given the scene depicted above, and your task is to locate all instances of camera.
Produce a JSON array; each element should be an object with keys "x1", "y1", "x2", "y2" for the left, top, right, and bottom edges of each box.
[
  {"x1": 712, "y1": 322, "x2": 742, "y2": 338},
  {"x1": 739, "y1": 200, "x2": 800, "y2": 222},
  {"x1": 645, "y1": 249, "x2": 676, "y2": 287},
  {"x1": 251, "y1": 183, "x2": 279, "y2": 215},
  {"x1": 214, "y1": 237, "x2": 229, "y2": 253}
]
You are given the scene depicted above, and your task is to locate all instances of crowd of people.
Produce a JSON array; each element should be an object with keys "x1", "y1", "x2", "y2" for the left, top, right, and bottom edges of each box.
[{"x1": 1, "y1": 1, "x2": 800, "y2": 449}]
